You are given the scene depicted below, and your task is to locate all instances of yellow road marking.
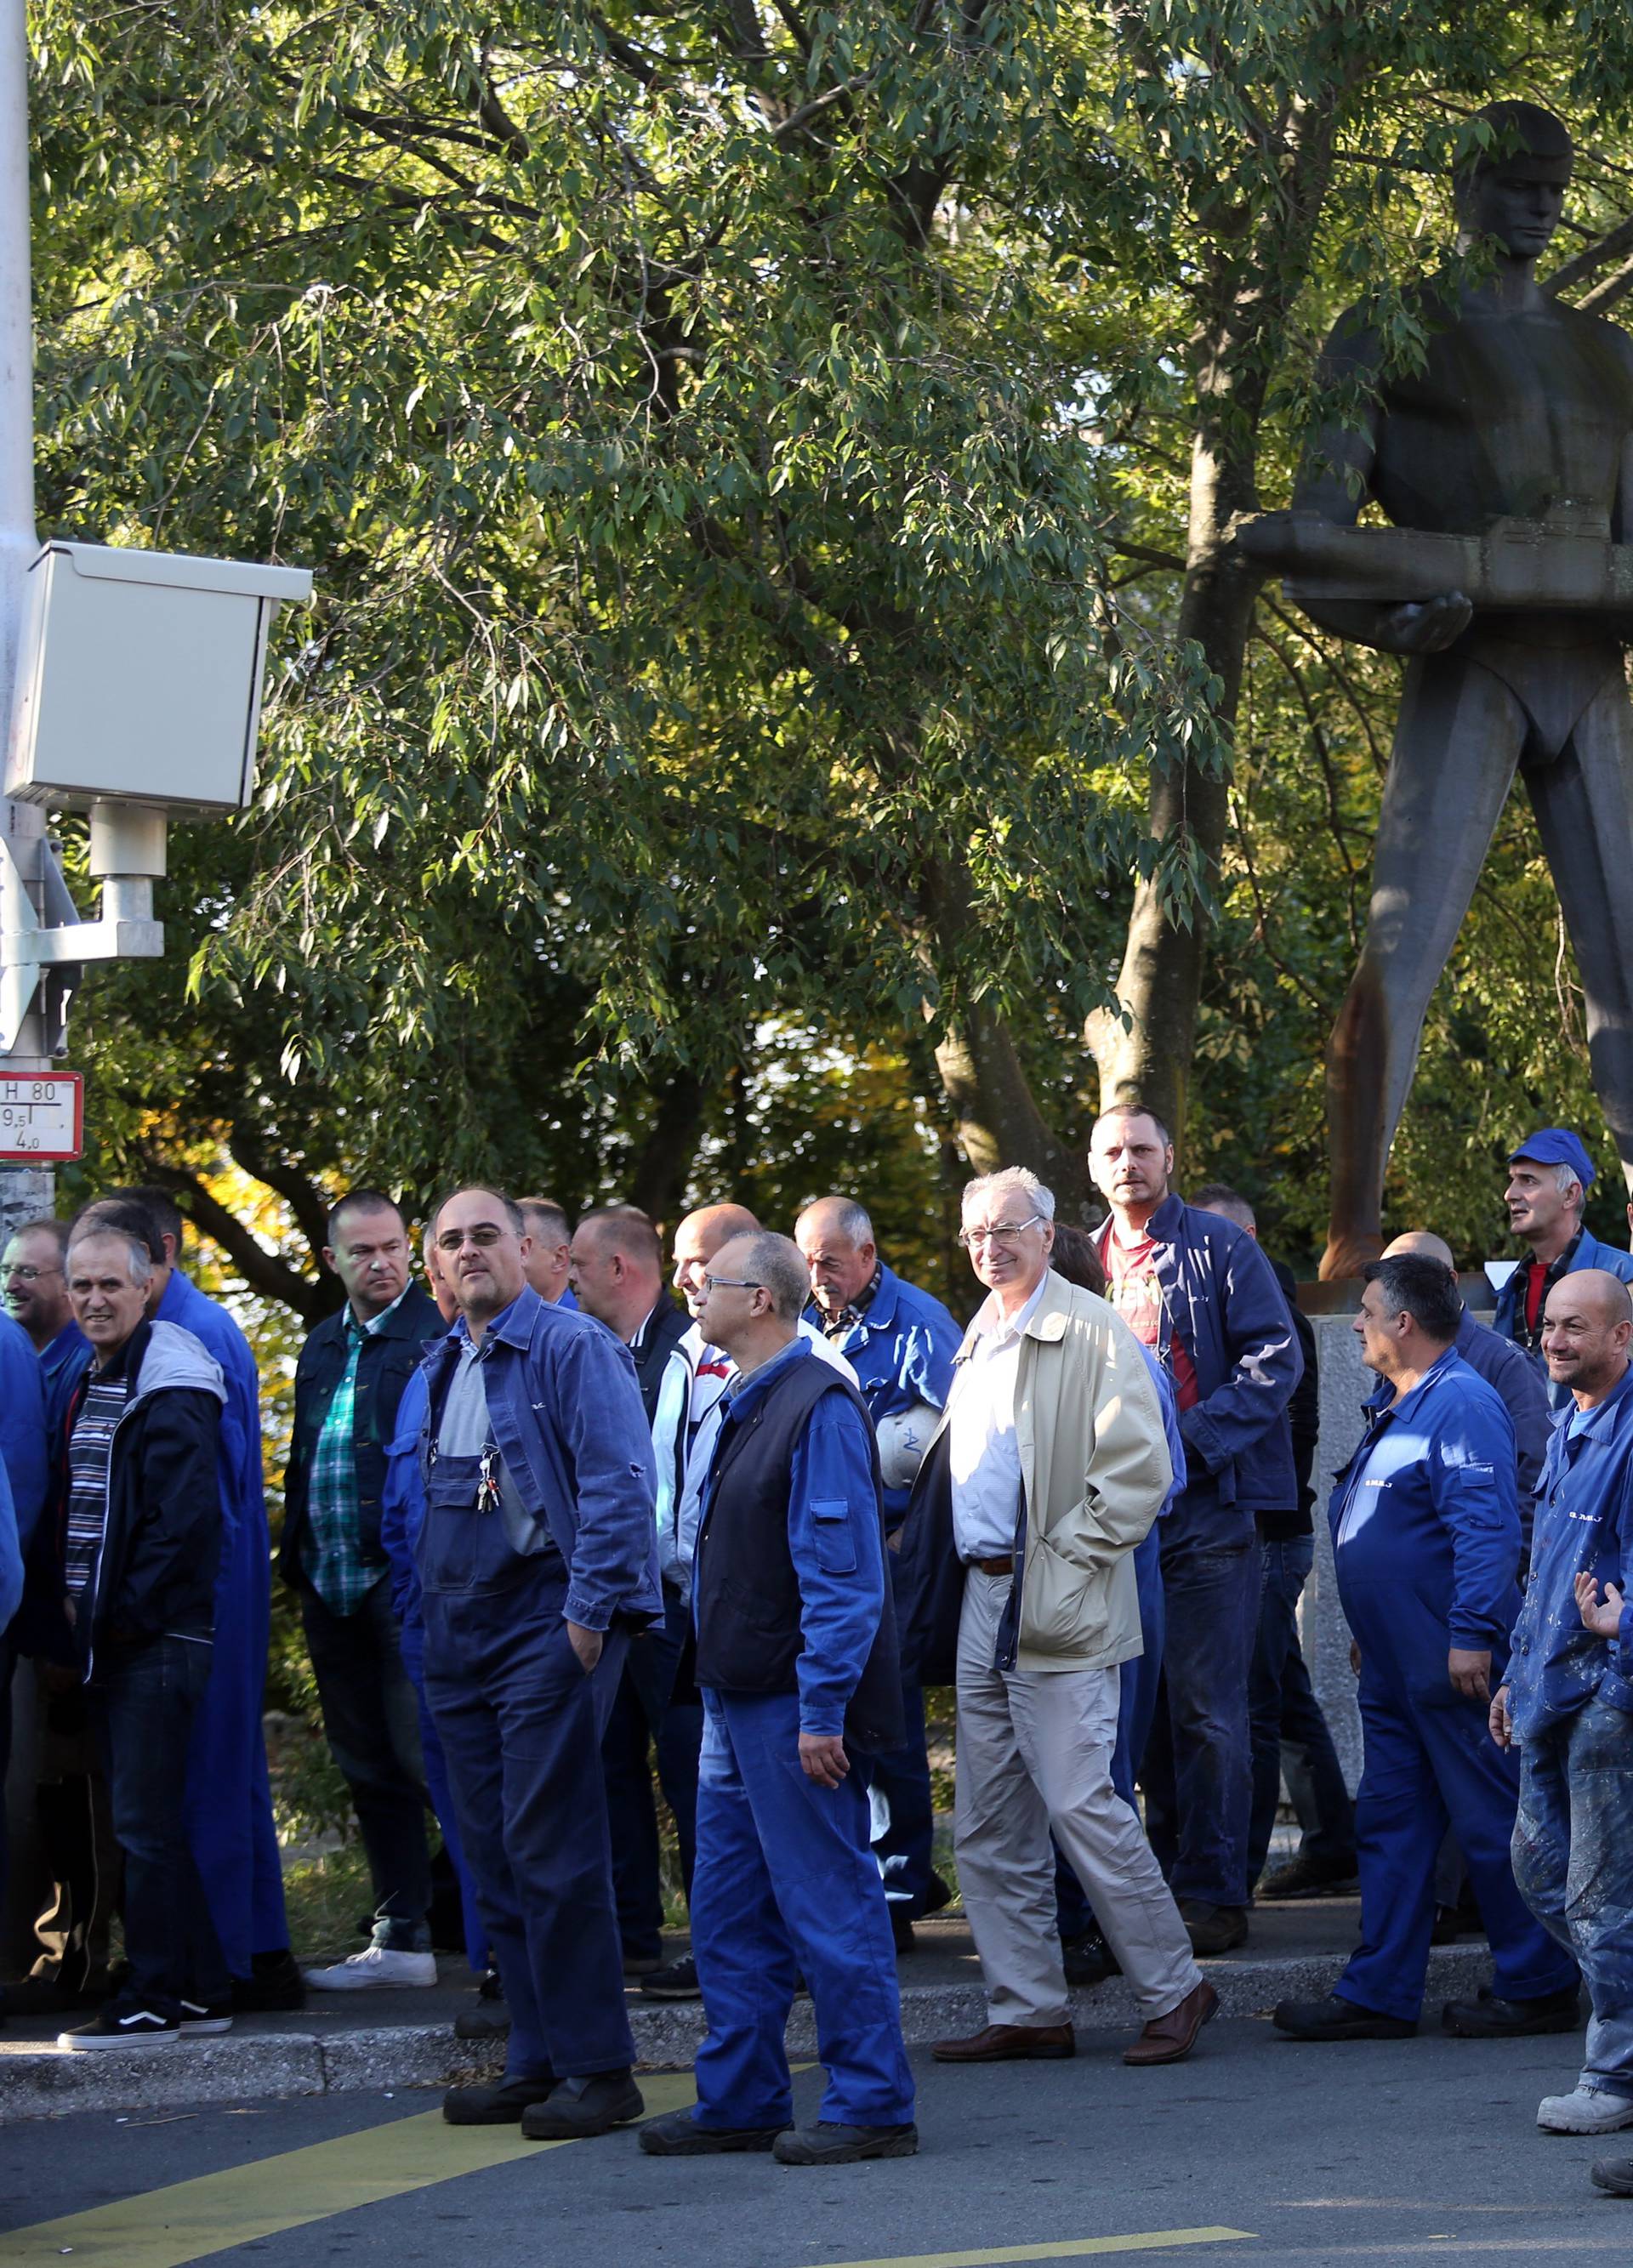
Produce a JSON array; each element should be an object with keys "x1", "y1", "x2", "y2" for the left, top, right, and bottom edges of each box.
[
  {"x1": 0, "y1": 2072, "x2": 698, "y2": 2267},
  {"x1": 803, "y1": 2236, "x2": 1254, "y2": 2268}
]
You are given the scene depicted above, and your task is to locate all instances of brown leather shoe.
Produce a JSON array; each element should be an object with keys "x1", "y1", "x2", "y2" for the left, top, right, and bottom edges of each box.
[
  {"x1": 1123, "y1": 1979, "x2": 1219, "y2": 2066},
  {"x1": 931, "y1": 2021, "x2": 1075, "y2": 2063}
]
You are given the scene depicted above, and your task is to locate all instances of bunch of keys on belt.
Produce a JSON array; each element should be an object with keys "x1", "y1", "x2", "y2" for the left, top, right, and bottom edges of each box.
[{"x1": 477, "y1": 1447, "x2": 501, "y2": 1513}]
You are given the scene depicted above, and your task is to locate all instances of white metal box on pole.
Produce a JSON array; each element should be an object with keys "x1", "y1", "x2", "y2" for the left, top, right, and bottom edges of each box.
[{"x1": 3, "y1": 539, "x2": 312, "y2": 813}]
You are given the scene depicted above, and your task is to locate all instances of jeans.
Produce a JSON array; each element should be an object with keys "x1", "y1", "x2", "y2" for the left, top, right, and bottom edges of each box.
[
  {"x1": 92, "y1": 1635, "x2": 228, "y2": 2018},
  {"x1": 1142, "y1": 1535, "x2": 1259, "y2": 1908},
  {"x1": 601, "y1": 1587, "x2": 702, "y2": 1960},
  {"x1": 1514, "y1": 1698, "x2": 1633, "y2": 2097},
  {"x1": 301, "y1": 1576, "x2": 432, "y2": 1950},
  {"x1": 1248, "y1": 1534, "x2": 1356, "y2": 1885}
]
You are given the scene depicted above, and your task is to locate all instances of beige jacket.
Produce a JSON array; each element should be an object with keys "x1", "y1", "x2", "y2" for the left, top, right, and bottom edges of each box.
[{"x1": 948, "y1": 1269, "x2": 1173, "y2": 1674}]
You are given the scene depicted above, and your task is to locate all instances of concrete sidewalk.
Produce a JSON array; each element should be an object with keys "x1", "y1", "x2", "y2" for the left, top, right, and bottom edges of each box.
[{"x1": 0, "y1": 1897, "x2": 1513, "y2": 2122}]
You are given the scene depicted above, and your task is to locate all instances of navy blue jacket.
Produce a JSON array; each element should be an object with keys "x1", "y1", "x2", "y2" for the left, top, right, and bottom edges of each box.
[
  {"x1": 805, "y1": 1264, "x2": 961, "y2": 1526},
  {"x1": 1507, "y1": 1367, "x2": 1633, "y2": 1740},
  {"x1": 1098, "y1": 1195, "x2": 1301, "y2": 1543},
  {"x1": 1331, "y1": 1348, "x2": 1521, "y2": 1672},
  {"x1": 418, "y1": 1284, "x2": 661, "y2": 1634}
]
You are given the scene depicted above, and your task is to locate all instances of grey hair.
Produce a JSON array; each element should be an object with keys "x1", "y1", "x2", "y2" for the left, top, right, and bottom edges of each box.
[
  {"x1": 727, "y1": 1230, "x2": 812, "y2": 1323},
  {"x1": 961, "y1": 1165, "x2": 1056, "y2": 1223},
  {"x1": 797, "y1": 1196, "x2": 874, "y2": 1245},
  {"x1": 1555, "y1": 1162, "x2": 1586, "y2": 1204},
  {"x1": 67, "y1": 1225, "x2": 154, "y2": 1288}
]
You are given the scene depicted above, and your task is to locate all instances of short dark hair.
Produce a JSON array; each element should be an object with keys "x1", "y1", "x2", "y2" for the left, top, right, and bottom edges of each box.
[
  {"x1": 105, "y1": 1185, "x2": 184, "y2": 1253},
  {"x1": 1094, "y1": 1104, "x2": 1173, "y2": 1153},
  {"x1": 1363, "y1": 1254, "x2": 1461, "y2": 1344},
  {"x1": 517, "y1": 1197, "x2": 571, "y2": 1244},
  {"x1": 71, "y1": 1196, "x2": 167, "y2": 1266},
  {"x1": 1049, "y1": 1222, "x2": 1107, "y2": 1299},
  {"x1": 576, "y1": 1205, "x2": 663, "y2": 1273},
  {"x1": 327, "y1": 1189, "x2": 405, "y2": 1243},
  {"x1": 1192, "y1": 1183, "x2": 1255, "y2": 1232},
  {"x1": 432, "y1": 1185, "x2": 526, "y2": 1239}
]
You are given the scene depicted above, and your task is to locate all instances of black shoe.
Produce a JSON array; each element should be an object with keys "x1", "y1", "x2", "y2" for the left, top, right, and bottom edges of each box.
[
  {"x1": 641, "y1": 1954, "x2": 702, "y2": 2002},
  {"x1": 1256, "y1": 1854, "x2": 1360, "y2": 1900},
  {"x1": 1061, "y1": 1924, "x2": 1121, "y2": 1990},
  {"x1": 773, "y1": 2121, "x2": 919, "y2": 2165},
  {"x1": 1431, "y1": 1904, "x2": 1461, "y2": 1946},
  {"x1": 454, "y1": 2003, "x2": 512, "y2": 2042},
  {"x1": 921, "y1": 1870, "x2": 953, "y2": 1918},
  {"x1": 890, "y1": 1907, "x2": 917, "y2": 1953},
  {"x1": 231, "y1": 1950, "x2": 305, "y2": 2014},
  {"x1": 477, "y1": 1967, "x2": 504, "y2": 2002},
  {"x1": 521, "y1": 2071, "x2": 645, "y2": 2139},
  {"x1": 442, "y1": 2075, "x2": 556, "y2": 2125},
  {"x1": 179, "y1": 1998, "x2": 234, "y2": 2036},
  {"x1": 1272, "y1": 1992, "x2": 1416, "y2": 2042},
  {"x1": 1179, "y1": 1900, "x2": 1249, "y2": 1955},
  {"x1": 640, "y1": 2109, "x2": 787, "y2": 2156},
  {"x1": 1441, "y1": 1985, "x2": 1581, "y2": 2038},
  {"x1": 1590, "y1": 2155, "x2": 1633, "y2": 2197},
  {"x1": 59, "y1": 2003, "x2": 179, "y2": 2052}
]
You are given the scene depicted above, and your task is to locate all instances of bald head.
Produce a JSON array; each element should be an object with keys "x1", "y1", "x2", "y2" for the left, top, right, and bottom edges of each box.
[
  {"x1": 1382, "y1": 1231, "x2": 1456, "y2": 1272},
  {"x1": 1541, "y1": 1267, "x2": 1633, "y2": 1404},
  {"x1": 671, "y1": 1202, "x2": 760, "y2": 1319}
]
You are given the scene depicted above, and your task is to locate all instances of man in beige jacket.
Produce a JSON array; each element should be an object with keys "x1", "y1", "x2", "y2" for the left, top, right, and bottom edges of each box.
[{"x1": 903, "y1": 1168, "x2": 1215, "y2": 2067}]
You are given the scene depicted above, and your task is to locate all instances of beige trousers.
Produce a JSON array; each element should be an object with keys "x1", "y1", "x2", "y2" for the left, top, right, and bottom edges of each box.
[{"x1": 953, "y1": 1566, "x2": 1201, "y2": 2026}]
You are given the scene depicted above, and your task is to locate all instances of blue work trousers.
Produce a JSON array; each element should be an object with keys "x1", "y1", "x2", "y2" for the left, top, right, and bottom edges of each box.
[
  {"x1": 424, "y1": 1567, "x2": 633, "y2": 2080},
  {"x1": 690, "y1": 1690, "x2": 914, "y2": 2132},
  {"x1": 397, "y1": 1613, "x2": 489, "y2": 1974},
  {"x1": 1141, "y1": 1534, "x2": 1258, "y2": 1908},
  {"x1": 1248, "y1": 1535, "x2": 1355, "y2": 1887},
  {"x1": 1055, "y1": 1526, "x2": 1164, "y2": 1938},
  {"x1": 1513, "y1": 1699, "x2": 1633, "y2": 2098},
  {"x1": 602, "y1": 1585, "x2": 702, "y2": 1960},
  {"x1": 1338, "y1": 1668, "x2": 1577, "y2": 2022}
]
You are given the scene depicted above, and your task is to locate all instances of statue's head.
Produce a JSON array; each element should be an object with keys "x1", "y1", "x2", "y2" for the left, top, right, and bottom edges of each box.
[{"x1": 1454, "y1": 100, "x2": 1573, "y2": 262}]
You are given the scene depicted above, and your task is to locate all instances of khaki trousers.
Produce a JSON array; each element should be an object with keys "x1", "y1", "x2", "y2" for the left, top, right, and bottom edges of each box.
[{"x1": 954, "y1": 1567, "x2": 1201, "y2": 2026}]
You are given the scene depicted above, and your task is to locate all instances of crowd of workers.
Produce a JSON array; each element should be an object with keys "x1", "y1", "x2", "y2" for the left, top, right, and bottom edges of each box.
[{"x1": 0, "y1": 1114, "x2": 1630, "y2": 2186}]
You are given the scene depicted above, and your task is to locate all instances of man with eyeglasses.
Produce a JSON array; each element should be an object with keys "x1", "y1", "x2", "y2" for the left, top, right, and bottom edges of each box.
[
  {"x1": 898, "y1": 1168, "x2": 1215, "y2": 2071},
  {"x1": 4, "y1": 1216, "x2": 83, "y2": 1439},
  {"x1": 1088, "y1": 1110, "x2": 1302, "y2": 1957},
  {"x1": 640, "y1": 1231, "x2": 916, "y2": 2165},
  {"x1": 421, "y1": 1185, "x2": 661, "y2": 2143}
]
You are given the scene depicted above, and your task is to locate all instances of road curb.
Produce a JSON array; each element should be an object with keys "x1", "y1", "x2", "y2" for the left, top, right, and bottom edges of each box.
[{"x1": 0, "y1": 1940, "x2": 1499, "y2": 2122}]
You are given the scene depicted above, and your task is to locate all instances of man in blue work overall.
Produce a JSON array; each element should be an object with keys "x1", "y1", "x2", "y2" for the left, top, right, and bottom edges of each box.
[
  {"x1": 794, "y1": 1194, "x2": 960, "y2": 1947},
  {"x1": 1275, "y1": 1255, "x2": 1579, "y2": 2041},
  {"x1": 422, "y1": 1186, "x2": 662, "y2": 2141},
  {"x1": 1494, "y1": 1130, "x2": 1633, "y2": 1410},
  {"x1": 1491, "y1": 1269, "x2": 1633, "y2": 2160},
  {"x1": 640, "y1": 1230, "x2": 917, "y2": 2167}
]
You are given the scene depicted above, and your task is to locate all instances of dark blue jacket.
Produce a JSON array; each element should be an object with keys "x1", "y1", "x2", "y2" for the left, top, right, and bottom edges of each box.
[
  {"x1": 418, "y1": 1284, "x2": 661, "y2": 1634},
  {"x1": 1494, "y1": 1227, "x2": 1633, "y2": 1412},
  {"x1": 1507, "y1": 1367, "x2": 1633, "y2": 1740},
  {"x1": 381, "y1": 1366, "x2": 432, "y2": 1630},
  {"x1": 1331, "y1": 1348, "x2": 1521, "y2": 1668},
  {"x1": 1099, "y1": 1194, "x2": 1301, "y2": 1542},
  {"x1": 805, "y1": 1264, "x2": 961, "y2": 1526},
  {"x1": 0, "y1": 1309, "x2": 47, "y2": 1553}
]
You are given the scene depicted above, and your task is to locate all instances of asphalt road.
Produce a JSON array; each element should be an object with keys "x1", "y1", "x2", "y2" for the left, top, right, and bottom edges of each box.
[{"x1": 0, "y1": 2015, "x2": 1629, "y2": 2267}]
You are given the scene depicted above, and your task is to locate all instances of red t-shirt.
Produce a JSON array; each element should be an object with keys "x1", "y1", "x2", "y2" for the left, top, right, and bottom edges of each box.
[
  {"x1": 1524, "y1": 1259, "x2": 1549, "y2": 1335},
  {"x1": 1101, "y1": 1226, "x2": 1199, "y2": 1409}
]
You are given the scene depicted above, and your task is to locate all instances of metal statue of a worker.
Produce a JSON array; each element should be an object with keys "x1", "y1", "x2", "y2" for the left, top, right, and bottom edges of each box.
[{"x1": 1238, "y1": 100, "x2": 1633, "y2": 1279}]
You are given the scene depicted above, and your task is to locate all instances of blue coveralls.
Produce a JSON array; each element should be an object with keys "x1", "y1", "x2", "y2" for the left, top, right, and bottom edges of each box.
[
  {"x1": 689, "y1": 1341, "x2": 914, "y2": 2134},
  {"x1": 418, "y1": 1287, "x2": 658, "y2": 2083},
  {"x1": 378, "y1": 1366, "x2": 488, "y2": 1973},
  {"x1": 1509, "y1": 1370, "x2": 1633, "y2": 2100},
  {"x1": 1495, "y1": 1228, "x2": 1633, "y2": 1413},
  {"x1": 811, "y1": 1264, "x2": 959, "y2": 1918},
  {"x1": 0, "y1": 1310, "x2": 48, "y2": 1553},
  {"x1": 1330, "y1": 1348, "x2": 1576, "y2": 2021}
]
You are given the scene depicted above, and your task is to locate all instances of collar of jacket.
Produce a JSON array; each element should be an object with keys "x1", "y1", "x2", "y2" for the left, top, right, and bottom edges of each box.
[
  {"x1": 480, "y1": 1282, "x2": 547, "y2": 1354},
  {"x1": 721, "y1": 1335, "x2": 811, "y2": 1423},
  {"x1": 1558, "y1": 1359, "x2": 1633, "y2": 1452},
  {"x1": 359, "y1": 1282, "x2": 442, "y2": 1342},
  {"x1": 954, "y1": 1267, "x2": 1071, "y2": 1363}
]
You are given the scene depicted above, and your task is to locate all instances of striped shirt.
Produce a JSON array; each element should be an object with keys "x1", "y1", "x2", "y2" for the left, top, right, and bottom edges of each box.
[{"x1": 65, "y1": 1360, "x2": 133, "y2": 1598}]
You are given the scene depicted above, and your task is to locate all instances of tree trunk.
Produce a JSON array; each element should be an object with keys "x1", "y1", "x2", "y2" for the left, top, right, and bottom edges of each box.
[
  {"x1": 626, "y1": 1066, "x2": 708, "y2": 1231},
  {"x1": 932, "y1": 1002, "x2": 1091, "y2": 1213}
]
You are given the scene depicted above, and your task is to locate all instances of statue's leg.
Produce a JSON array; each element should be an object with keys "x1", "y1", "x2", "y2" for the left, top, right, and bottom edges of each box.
[
  {"x1": 1321, "y1": 654, "x2": 1526, "y2": 1280},
  {"x1": 1523, "y1": 679, "x2": 1633, "y2": 1193}
]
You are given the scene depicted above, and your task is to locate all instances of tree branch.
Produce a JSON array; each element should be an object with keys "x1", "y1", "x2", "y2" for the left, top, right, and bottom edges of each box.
[
  {"x1": 139, "y1": 1160, "x2": 336, "y2": 1322},
  {"x1": 1546, "y1": 212, "x2": 1633, "y2": 298}
]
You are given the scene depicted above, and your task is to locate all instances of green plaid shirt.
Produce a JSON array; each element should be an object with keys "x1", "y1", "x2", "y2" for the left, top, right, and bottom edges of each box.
[{"x1": 302, "y1": 1298, "x2": 397, "y2": 1616}]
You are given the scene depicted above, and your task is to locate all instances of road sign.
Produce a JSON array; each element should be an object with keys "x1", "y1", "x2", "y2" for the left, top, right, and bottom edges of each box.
[{"x1": 0, "y1": 1068, "x2": 83, "y2": 1160}]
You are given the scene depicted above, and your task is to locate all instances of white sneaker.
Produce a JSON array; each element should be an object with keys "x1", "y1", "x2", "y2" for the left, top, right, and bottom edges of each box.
[
  {"x1": 1538, "y1": 2087, "x2": 1633, "y2": 2134},
  {"x1": 302, "y1": 1946, "x2": 438, "y2": 1992}
]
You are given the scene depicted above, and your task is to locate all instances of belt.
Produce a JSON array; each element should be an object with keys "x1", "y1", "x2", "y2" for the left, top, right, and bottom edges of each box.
[{"x1": 966, "y1": 1554, "x2": 1014, "y2": 1577}]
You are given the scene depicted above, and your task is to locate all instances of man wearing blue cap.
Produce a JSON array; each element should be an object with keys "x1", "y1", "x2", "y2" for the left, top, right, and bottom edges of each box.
[{"x1": 1494, "y1": 1133, "x2": 1633, "y2": 1410}]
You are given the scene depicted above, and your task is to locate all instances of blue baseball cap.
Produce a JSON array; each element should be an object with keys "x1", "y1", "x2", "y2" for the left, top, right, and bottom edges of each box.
[{"x1": 1507, "y1": 1127, "x2": 1597, "y2": 1188}]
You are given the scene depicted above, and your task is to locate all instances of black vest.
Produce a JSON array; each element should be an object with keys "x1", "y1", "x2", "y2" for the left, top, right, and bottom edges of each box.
[{"x1": 693, "y1": 1350, "x2": 904, "y2": 1753}]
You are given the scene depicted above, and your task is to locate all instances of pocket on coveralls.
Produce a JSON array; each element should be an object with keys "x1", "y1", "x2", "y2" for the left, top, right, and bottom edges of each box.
[{"x1": 811, "y1": 1501, "x2": 857, "y2": 1574}]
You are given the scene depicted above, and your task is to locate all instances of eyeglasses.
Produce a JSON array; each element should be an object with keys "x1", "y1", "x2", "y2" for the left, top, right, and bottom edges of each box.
[
  {"x1": 3, "y1": 1262, "x2": 60, "y2": 1282},
  {"x1": 701, "y1": 1275, "x2": 764, "y2": 1294},
  {"x1": 957, "y1": 1215, "x2": 1044, "y2": 1251},
  {"x1": 435, "y1": 1226, "x2": 507, "y2": 1253}
]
